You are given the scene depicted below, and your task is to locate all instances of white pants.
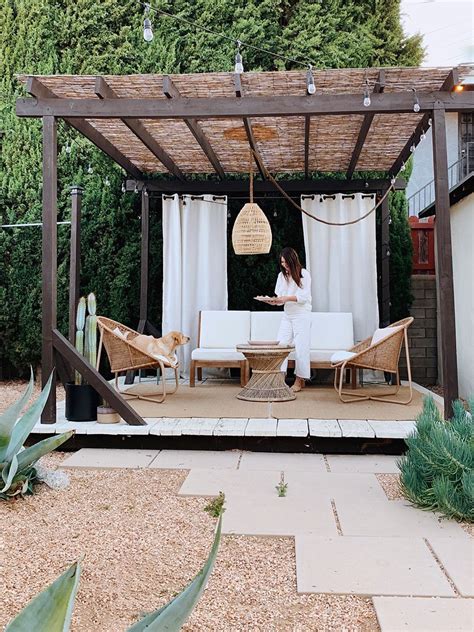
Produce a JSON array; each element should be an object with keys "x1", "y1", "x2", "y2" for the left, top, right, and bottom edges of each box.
[{"x1": 278, "y1": 310, "x2": 311, "y2": 379}]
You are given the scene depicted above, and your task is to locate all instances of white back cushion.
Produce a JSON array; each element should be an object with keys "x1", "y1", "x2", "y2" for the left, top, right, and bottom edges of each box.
[
  {"x1": 310, "y1": 312, "x2": 354, "y2": 350},
  {"x1": 200, "y1": 311, "x2": 251, "y2": 348},
  {"x1": 371, "y1": 325, "x2": 403, "y2": 346},
  {"x1": 250, "y1": 312, "x2": 282, "y2": 341}
]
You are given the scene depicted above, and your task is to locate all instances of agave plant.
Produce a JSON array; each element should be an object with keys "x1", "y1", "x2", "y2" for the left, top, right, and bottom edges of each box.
[
  {"x1": 5, "y1": 514, "x2": 223, "y2": 631},
  {"x1": 0, "y1": 370, "x2": 73, "y2": 499}
]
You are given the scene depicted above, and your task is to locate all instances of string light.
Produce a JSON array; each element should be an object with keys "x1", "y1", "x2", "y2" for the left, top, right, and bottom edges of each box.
[
  {"x1": 401, "y1": 163, "x2": 406, "y2": 171},
  {"x1": 390, "y1": 176, "x2": 396, "y2": 186},
  {"x1": 273, "y1": 210, "x2": 278, "y2": 217},
  {"x1": 412, "y1": 88, "x2": 420, "y2": 113},
  {"x1": 121, "y1": 183, "x2": 126, "y2": 193},
  {"x1": 138, "y1": 1, "x2": 318, "y2": 70},
  {"x1": 420, "y1": 131, "x2": 426, "y2": 141},
  {"x1": 363, "y1": 78, "x2": 371, "y2": 107},
  {"x1": 234, "y1": 41, "x2": 244, "y2": 74},
  {"x1": 87, "y1": 164, "x2": 93, "y2": 174},
  {"x1": 65, "y1": 142, "x2": 71, "y2": 154},
  {"x1": 104, "y1": 177, "x2": 110, "y2": 186},
  {"x1": 143, "y1": 3, "x2": 154, "y2": 42},
  {"x1": 428, "y1": 117, "x2": 432, "y2": 126},
  {"x1": 306, "y1": 65, "x2": 316, "y2": 95},
  {"x1": 410, "y1": 144, "x2": 415, "y2": 153}
]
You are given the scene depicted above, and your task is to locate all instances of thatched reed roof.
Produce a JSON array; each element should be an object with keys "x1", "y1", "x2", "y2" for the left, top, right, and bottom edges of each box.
[{"x1": 17, "y1": 65, "x2": 472, "y2": 176}]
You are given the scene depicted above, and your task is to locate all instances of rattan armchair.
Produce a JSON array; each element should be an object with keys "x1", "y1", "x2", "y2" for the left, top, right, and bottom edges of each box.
[
  {"x1": 96, "y1": 317, "x2": 179, "y2": 403},
  {"x1": 331, "y1": 317, "x2": 414, "y2": 404}
]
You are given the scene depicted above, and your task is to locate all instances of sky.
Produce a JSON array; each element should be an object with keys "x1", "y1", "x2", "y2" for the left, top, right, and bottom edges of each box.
[{"x1": 400, "y1": 0, "x2": 474, "y2": 67}]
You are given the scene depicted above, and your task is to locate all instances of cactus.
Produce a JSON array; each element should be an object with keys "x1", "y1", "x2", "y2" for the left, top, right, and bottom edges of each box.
[{"x1": 74, "y1": 293, "x2": 97, "y2": 385}]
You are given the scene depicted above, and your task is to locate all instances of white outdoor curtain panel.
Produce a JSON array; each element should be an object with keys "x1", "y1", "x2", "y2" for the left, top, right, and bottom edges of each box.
[
  {"x1": 301, "y1": 193, "x2": 379, "y2": 342},
  {"x1": 162, "y1": 194, "x2": 228, "y2": 374}
]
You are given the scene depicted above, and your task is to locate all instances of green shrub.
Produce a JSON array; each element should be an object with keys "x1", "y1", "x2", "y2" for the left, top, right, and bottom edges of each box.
[{"x1": 398, "y1": 396, "x2": 474, "y2": 522}]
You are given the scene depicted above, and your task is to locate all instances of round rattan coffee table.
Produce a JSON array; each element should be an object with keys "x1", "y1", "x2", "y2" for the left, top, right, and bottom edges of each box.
[{"x1": 236, "y1": 344, "x2": 296, "y2": 402}]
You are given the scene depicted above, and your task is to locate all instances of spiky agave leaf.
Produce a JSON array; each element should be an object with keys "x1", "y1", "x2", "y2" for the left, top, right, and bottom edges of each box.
[
  {"x1": 127, "y1": 514, "x2": 223, "y2": 631},
  {"x1": 6, "y1": 372, "x2": 54, "y2": 461},
  {"x1": 16, "y1": 431, "x2": 74, "y2": 473},
  {"x1": 0, "y1": 368, "x2": 34, "y2": 461},
  {"x1": 5, "y1": 561, "x2": 81, "y2": 632}
]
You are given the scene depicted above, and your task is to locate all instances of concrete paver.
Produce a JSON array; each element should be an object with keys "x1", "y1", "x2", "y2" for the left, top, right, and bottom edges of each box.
[
  {"x1": 149, "y1": 449, "x2": 240, "y2": 470},
  {"x1": 295, "y1": 535, "x2": 456, "y2": 596},
  {"x1": 427, "y1": 537, "x2": 474, "y2": 597},
  {"x1": 373, "y1": 597, "x2": 474, "y2": 631},
  {"x1": 326, "y1": 454, "x2": 400, "y2": 473},
  {"x1": 179, "y1": 468, "x2": 279, "y2": 497},
  {"x1": 284, "y1": 471, "x2": 387, "y2": 501},
  {"x1": 239, "y1": 451, "x2": 326, "y2": 472},
  {"x1": 61, "y1": 448, "x2": 159, "y2": 469},
  {"x1": 335, "y1": 500, "x2": 469, "y2": 538},
  {"x1": 222, "y1": 495, "x2": 337, "y2": 537}
]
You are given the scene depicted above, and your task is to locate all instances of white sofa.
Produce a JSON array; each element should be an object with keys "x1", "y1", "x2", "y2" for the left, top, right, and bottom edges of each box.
[{"x1": 190, "y1": 310, "x2": 354, "y2": 386}]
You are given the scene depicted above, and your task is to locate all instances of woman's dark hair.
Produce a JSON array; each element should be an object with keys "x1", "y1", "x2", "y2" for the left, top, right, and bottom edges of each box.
[{"x1": 279, "y1": 247, "x2": 303, "y2": 288}]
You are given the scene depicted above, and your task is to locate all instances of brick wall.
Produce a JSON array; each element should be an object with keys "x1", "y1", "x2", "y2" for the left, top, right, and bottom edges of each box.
[{"x1": 400, "y1": 275, "x2": 438, "y2": 385}]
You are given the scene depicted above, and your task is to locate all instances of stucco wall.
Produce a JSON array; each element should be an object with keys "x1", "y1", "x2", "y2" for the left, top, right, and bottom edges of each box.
[
  {"x1": 406, "y1": 112, "x2": 459, "y2": 205},
  {"x1": 450, "y1": 192, "x2": 474, "y2": 399}
]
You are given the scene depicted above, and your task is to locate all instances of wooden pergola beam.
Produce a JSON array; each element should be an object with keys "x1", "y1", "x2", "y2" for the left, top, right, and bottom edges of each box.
[
  {"x1": 347, "y1": 70, "x2": 385, "y2": 179},
  {"x1": 17, "y1": 90, "x2": 474, "y2": 119},
  {"x1": 26, "y1": 78, "x2": 143, "y2": 179},
  {"x1": 94, "y1": 77, "x2": 184, "y2": 180},
  {"x1": 389, "y1": 69, "x2": 460, "y2": 177},
  {"x1": 126, "y1": 177, "x2": 406, "y2": 195},
  {"x1": 162, "y1": 76, "x2": 224, "y2": 178},
  {"x1": 234, "y1": 74, "x2": 265, "y2": 179}
]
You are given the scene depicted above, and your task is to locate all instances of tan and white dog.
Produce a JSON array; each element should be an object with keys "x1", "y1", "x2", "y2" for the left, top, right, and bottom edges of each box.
[{"x1": 133, "y1": 331, "x2": 190, "y2": 363}]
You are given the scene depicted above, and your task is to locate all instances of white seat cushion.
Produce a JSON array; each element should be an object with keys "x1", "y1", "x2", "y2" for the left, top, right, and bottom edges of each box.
[
  {"x1": 331, "y1": 350, "x2": 357, "y2": 364},
  {"x1": 371, "y1": 325, "x2": 403, "y2": 346},
  {"x1": 192, "y1": 348, "x2": 246, "y2": 362},
  {"x1": 310, "y1": 313, "x2": 354, "y2": 350},
  {"x1": 250, "y1": 311, "x2": 282, "y2": 341},
  {"x1": 200, "y1": 311, "x2": 250, "y2": 348}
]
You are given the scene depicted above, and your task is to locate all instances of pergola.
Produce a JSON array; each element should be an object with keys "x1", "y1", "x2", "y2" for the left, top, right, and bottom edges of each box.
[{"x1": 16, "y1": 65, "x2": 474, "y2": 423}]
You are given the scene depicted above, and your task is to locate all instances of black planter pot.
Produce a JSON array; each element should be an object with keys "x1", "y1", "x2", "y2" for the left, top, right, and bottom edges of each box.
[{"x1": 65, "y1": 383, "x2": 100, "y2": 421}]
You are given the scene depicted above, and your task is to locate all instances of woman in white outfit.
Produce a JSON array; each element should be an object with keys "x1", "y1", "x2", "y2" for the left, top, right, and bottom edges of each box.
[{"x1": 274, "y1": 247, "x2": 312, "y2": 393}]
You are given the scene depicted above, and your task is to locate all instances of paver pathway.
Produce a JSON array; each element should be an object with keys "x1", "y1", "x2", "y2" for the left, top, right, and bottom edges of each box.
[{"x1": 62, "y1": 448, "x2": 473, "y2": 631}]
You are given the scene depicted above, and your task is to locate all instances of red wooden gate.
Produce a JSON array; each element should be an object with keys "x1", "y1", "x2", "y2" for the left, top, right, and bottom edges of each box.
[{"x1": 409, "y1": 216, "x2": 435, "y2": 274}]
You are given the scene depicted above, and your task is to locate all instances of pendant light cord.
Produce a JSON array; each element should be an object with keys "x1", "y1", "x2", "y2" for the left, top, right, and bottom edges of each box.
[
  {"x1": 249, "y1": 149, "x2": 254, "y2": 203},
  {"x1": 251, "y1": 149, "x2": 394, "y2": 226}
]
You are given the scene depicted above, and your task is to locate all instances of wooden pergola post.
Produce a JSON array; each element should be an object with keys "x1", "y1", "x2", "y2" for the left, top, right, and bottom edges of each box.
[
  {"x1": 432, "y1": 104, "x2": 459, "y2": 418},
  {"x1": 68, "y1": 185, "x2": 83, "y2": 344},
  {"x1": 139, "y1": 188, "x2": 149, "y2": 332},
  {"x1": 41, "y1": 116, "x2": 57, "y2": 423},
  {"x1": 380, "y1": 191, "x2": 391, "y2": 326}
]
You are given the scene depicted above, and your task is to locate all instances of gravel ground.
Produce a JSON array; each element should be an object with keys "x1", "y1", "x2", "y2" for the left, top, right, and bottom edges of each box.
[
  {"x1": 0, "y1": 379, "x2": 65, "y2": 410},
  {"x1": 1, "y1": 453, "x2": 379, "y2": 632}
]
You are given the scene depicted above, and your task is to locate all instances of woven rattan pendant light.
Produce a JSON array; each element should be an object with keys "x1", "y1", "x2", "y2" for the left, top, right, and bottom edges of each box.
[{"x1": 232, "y1": 151, "x2": 272, "y2": 254}]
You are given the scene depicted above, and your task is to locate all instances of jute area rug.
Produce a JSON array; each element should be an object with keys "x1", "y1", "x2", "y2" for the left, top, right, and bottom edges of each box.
[{"x1": 121, "y1": 383, "x2": 428, "y2": 420}]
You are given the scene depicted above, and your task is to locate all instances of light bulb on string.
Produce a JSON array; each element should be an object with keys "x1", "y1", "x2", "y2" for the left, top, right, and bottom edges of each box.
[
  {"x1": 412, "y1": 88, "x2": 420, "y2": 113},
  {"x1": 410, "y1": 144, "x2": 415, "y2": 153},
  {"x1": 65, "y1": 143, "x2": 71, "y2": 154},
  {"x1": 420, "y1": 131, "x2": 426, "y2": 142},
  {"x1": 87, "y1": 164, "x2": 93, "y2": 174},
  {"x1": 143, "y1": 3, "x2": 153, "y2": 42},
  {"x1": 234, "y1": 41, "x2": 244, "y2": 74},
  {"x1": 134, "y1": 184, "x2": 139, "y2": 194},
  {"x1": 121, "y1": 183, "x2": 126, "y2": 193},
  {"x1": 428, "y1": 117, "x2": 432, "y2": 127},
  {"x1": 363, "y1": 81, "x2": 371, "y2": 107},
  {"x1": 390, "y1": 176, "x2": 396, "y2": 186},
  {"x1": 306, "y1": 65, "x2": 316, "y2": 95},
  {"x1": 273, "y1": 210, "x2": 278, "y2": 217},
  {"x1": 401, "y1": 163, "x2": 406, "y2": 172},
  {"x1": 104, "y1": 177, "x2": 110, "y2": 187}
]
